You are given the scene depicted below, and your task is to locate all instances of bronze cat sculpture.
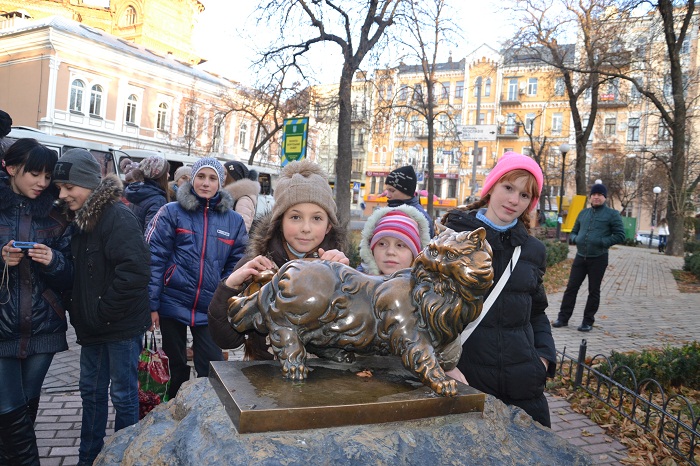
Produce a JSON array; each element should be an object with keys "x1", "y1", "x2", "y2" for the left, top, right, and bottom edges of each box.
[{"x1": 228, "y1": 227, "x2": 494, "y2": 396}]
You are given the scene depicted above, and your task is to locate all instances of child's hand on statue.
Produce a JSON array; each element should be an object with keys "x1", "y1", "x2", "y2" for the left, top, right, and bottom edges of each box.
[{"x1": 225, "y1": 255, "x2": 277, "y2": 288}]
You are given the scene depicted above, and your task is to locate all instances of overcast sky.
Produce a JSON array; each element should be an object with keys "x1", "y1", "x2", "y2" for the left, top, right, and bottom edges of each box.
[{"x1": 193, "y1": 0, "x2": 512, "y2": 85}]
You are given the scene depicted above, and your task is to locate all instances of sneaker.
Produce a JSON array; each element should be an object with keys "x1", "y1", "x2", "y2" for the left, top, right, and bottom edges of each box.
[
  {"x1": 552, "y1": 319, "x2": 568, "y2": 328},
  {"x1": 577, "y1": 324, "x2": 592, "y2": 332}
]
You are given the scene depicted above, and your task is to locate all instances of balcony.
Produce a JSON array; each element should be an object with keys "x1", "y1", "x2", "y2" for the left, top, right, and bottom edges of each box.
[
  {"x1": 597, "y1": 95, "x2": 628, "y2": 108},
  {"x1": 500, "y1": 94, "x2": 521, "y2": 105},
  {"x1": 351, "y1": 110, "x2": 368, "y2": 122},
  {"x1": 497, "y1": 124, "x2": 520, "y2": 139}
]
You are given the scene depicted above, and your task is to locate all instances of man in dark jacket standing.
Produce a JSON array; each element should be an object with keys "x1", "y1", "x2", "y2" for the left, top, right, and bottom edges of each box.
[
  {"x1": 53, "y1": 149, "x2": 151, "y2": 465},
  {"x1": 553, "y1": 182, "x2": 626, "y2": 332}
]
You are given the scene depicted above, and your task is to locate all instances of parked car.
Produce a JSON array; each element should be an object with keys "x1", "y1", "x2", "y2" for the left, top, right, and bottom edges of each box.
[{"x1": 636, "y1": 232, "x2": 659, "y2": 247}]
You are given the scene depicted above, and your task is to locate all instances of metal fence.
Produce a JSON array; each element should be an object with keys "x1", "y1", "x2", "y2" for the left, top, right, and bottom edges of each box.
[{"x1": 557, "y1": 339, "x2": 699, "y2": 465}]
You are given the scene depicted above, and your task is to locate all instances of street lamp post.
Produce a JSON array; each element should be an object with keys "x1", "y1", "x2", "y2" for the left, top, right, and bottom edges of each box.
[
  {"x1": 556, "y1": 143, "x2": 570, "y2": 240},
  {"x1": 649, "y1": 186, "x2": 661, "y2": 248}
]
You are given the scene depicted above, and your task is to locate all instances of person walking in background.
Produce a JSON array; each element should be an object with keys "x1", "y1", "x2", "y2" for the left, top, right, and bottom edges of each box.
[
  {"x1": 168, "y1": 165, "x2": 191, "y2": 199},
  {"x1": 208, "y1": 160, "x2": 348, "y2": 360},
  {"x1": 223, "y1": 160, "x2": 261, "y2": 232},
  {"x1": 123, "y1": 155, "x2": 170, "y2": 230},
  {"x1": 553, "y1": 182, "x2": 626, "y2": 332},
  {"x1": 0, "y1": 110, "x2": 12, "y2": 156},
  {"x1": 384, "y1": 165, "x2": 435, "y2": 237},
  {"x1": 657, "y1": 218, "x2": 669, "y2": 254},
  {"x1": 441, "y1": 151, "x2": 556, "y2": 428},
  {"x1": 145, "y1": 157, "x2": 247, "y2": 399},
  {"x1": 53, "y1": 149, "x2": 151, "y2": 466},
  {"x1": 0, "y1": 139, "x2": 72, "y2": 465},
  {"x1": 358, "y1": 205, "x2": 431, "y2": 276}
]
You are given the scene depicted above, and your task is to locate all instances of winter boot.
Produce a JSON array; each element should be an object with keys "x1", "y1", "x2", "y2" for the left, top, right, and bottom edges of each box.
[
  {"x1": 26, "y1": 397, "x2": 40, "y2": 425},
  {"x1": 0, "y1": 406, "x2": 40, "y2": 466}
]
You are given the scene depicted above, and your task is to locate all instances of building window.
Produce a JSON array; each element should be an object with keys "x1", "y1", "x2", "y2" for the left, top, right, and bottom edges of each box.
[
  {"x1": 88, "y1": 84, "x2": 102, "y2": 116},
  {"x1": 658, "y1": 122, "x2": 670, "y2": 140},
  {"x1": 411, "y1": 115, "x2": 421, "y2": 137},
  {"x1": 627, "y1": 117, "x2": 640, "y2": 142},
  {"x1": 212, "y1": 113, "x2": 224, "y2": 152},
  {"x1": 398, "y1": 85, "x2": 408, "y2": 101},
  {"x1": 505, "y1": 113, "x2": 517, "y2": 134},
  {"x1": 484, "y1": 78, "x2": 491, "y2": 97},
  {"x1": 70, "y1": 79, "x2": 84, "y2": 113},
  {"x1": 125, "y1": 94, "x2": 138, "y2": 125},
  {"x1": 123, "y1": 6, "x2": 137, "y2": 26},
  {"x1": 554, "y1": 77, "x2": 565, "y2": 96},
  {"x1": 156, "y1": 103, "x2": 168, "y2": 131},
  {"x1": 184, "y1": 110, "x2": 196, "y2": 137},
  {"x1": 604, "y1": 116, "x2": 616, "y2": 137},
  {"x1": 455, "y1": 81, "x2": 464, "y2": 98},
  {"x1": 438, "y1": 114, "x2": 448, "y2": 134},
  {"x1": 630, "y1": 77, "x2": 642, "y2": 101},
  {"x1": 413, "y1": 84, "x2": 423, "y2": 102},
  {"x1": 447, "y1": 179, "x2": 457, "y2": 198},
  {"x1": 396, "y1": 117, "x2": 406, "y2": 135},
  {"x1": 239, "y1": 123, "x2": 247, "y2": 149},
  {"x1": 527, "y1": 77, "x2": 538, "y2": 96},
  {"x1": 552, "y1": 113, "x2": 563, "y2": 134},
  {"x1": 507, "y1": 78, "x2": 518, "y2": 101},
  {"x1": 524, "y1": 113, "x2": 535, "y2": 134},
  {"x1": 440, "y1": 82, "x2": 449, "y2": 99}
]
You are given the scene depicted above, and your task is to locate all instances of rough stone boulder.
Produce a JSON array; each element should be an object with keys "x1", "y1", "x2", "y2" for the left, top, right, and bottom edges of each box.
[{"x1": 96, "y1": 378, "x2": 593, "y2": 465}]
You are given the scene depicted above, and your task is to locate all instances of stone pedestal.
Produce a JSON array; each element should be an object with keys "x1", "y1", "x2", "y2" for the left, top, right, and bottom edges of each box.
[{"x1": 95, "y1": 376, "x2": 594, "y2": 465}]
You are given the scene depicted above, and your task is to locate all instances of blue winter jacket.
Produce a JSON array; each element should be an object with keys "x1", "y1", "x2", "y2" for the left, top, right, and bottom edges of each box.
[
  {"x1": 0, "y1": 173, "x2": 71, "y2": 358},
  {"x1": 124, "y1": 180, "x2": 168, "y2": 231},
  {"x1": 145, "y1": 184, "x2": 247, "y2": 326}
]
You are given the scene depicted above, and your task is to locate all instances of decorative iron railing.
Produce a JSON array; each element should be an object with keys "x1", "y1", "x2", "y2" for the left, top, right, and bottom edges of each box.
[{"x1": 556, "y1": 339, "x2": 699, "y2": 465}]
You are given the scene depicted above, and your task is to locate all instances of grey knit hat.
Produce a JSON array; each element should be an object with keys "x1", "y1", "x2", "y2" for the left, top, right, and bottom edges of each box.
[
  {"x1": 191, "y1": 157, "x2": 225, "y2": 189},
  {"x1": 272, "y1": 160, "x2": 337, "y2": 225},
  {"x1": 53, "y1": 148, "x2": 101, "y2": 190}
]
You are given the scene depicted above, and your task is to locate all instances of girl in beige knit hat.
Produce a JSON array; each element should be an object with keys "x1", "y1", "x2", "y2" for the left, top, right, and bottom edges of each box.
[{"x1": 208, "y1": 159, "x2": 348, "y2": 359}]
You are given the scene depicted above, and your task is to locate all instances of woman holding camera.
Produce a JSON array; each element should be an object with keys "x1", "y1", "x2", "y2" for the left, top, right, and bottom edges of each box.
[{"x1": 0, "y1": 138, "x2": 73, "y2": 465}]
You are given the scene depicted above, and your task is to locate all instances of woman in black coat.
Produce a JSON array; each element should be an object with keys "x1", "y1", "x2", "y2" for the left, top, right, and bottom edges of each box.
[
  {"x1": 442, "y1": 152, "x2": 556, "y2": 427},
  {"x1": 0, "y1": 138, "x2": 72, "y2": 464}
]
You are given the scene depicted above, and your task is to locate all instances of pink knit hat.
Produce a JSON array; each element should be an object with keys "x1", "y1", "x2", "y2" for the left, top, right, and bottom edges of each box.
[
  {"x1": 480, "y1": 151, "x2": 544, "y2": 212},
  {"x1": 370, "y1": 210, "x2": 422, "y2": 258}
]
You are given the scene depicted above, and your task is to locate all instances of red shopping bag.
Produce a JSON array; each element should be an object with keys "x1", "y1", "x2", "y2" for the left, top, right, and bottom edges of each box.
[{"x1": 137, "y1": 332, "x2": 170, "y2": 419}]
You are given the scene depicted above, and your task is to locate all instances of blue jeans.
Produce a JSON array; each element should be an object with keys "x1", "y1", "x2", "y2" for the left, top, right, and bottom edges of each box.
[
  {"x1": 0, "y1": 353, "x2": 55, "y2": 415},
  {"x1": 78, "y1": 335, "x2": 142, "y2": 465}
]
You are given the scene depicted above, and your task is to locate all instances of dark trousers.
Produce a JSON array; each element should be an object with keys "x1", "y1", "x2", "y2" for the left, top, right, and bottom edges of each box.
[
  {"x1": 558, "y1": 253, "x2": 609, "y2": 326},
  {"x1": 159, "y1": 318, "x2": 223, "y2": 399}
]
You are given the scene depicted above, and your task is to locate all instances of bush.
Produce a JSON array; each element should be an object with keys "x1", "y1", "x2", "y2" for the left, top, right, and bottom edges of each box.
[
  {"x1": 684, "y1": 241, "x2": 700, "y2": 255},
  {"x1": 684, "y1": 252, "x2": 700, "y2": 279},
  {"x1": 603, "y1": 342, "x2": 700, "y2": 389},
  {"x1": 543, "y1": 239, "x2": 569, "y2": 267}
]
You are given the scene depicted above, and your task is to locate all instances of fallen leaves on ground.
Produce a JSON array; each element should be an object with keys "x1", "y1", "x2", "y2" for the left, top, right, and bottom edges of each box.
[{"x1": 544, "y1": 258, "x2": 573, "y2": 294}]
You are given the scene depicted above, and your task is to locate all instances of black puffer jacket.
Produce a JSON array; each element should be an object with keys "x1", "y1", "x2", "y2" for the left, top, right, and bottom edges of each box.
[
  {"x1": 443, "y1": 209, "x2": 556, "y2": 408},
  {"x1": 0, "y1": 173, "x2": 71, "y2": 358},
  {"x1": 67, "y1": 175, "x2": 151, "y2": 346}
]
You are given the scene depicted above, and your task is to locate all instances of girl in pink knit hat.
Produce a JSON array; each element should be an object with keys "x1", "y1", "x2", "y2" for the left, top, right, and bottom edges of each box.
[{"x1": 440, "y1": 151, "x2": 556, "y2": 428}]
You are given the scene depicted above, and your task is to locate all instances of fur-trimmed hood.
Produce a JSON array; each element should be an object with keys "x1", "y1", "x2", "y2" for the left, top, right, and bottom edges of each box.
[
  {"x1": 175, "y1": 182, "x2": 234, "y2": 213},
  {"x1": 0, "y1": 172, "x2": 56, "y2": 217},
  {"x1": 71, "y1": 175, "x2": 123, "y2": 233},
  {"x1": 359, "y1": 204, "x2": 432, "y2": 275},
  {"x1": 223, "y1": 178, "x2": 261, "y2": 203}
]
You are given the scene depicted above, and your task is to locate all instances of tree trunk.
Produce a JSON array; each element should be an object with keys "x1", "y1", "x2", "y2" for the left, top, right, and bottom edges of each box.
[{"x1": 335, "y1": 67, "x2": 354, "y2": 229}]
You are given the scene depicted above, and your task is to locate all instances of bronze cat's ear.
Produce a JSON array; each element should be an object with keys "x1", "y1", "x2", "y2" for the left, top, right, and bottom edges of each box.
[
  {"x1": 468, "y1": 227, "x2": 487, "y2": 245},
  {"x1": 435, "y1": 219, "x2": 447, "y2": 235}
]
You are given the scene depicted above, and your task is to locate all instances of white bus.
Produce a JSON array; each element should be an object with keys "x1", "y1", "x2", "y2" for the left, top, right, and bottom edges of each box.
[{"x1": 5, "y1": 126, "x2": 118, "y2": 177}]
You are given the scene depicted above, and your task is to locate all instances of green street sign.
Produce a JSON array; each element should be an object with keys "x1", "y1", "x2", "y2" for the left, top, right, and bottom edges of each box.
[{"x1": 281, "y1": 117, "x2": 309, "y2": 166}]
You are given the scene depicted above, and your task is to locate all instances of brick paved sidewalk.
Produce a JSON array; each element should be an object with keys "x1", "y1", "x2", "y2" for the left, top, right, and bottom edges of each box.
[{"x1": 34, "y1": 244, "x2": 699, "y2": 465}]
